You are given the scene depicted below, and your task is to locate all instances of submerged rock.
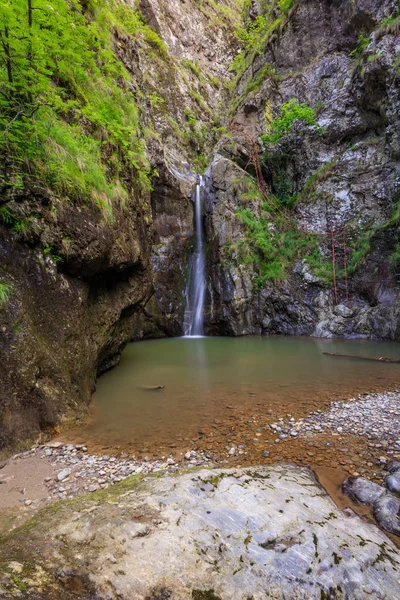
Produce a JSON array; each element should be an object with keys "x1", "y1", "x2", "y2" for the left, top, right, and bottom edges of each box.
[
  {"x1": 1, "y1": 465, "x2": 399, "y2": 599},
  {"x1": 386, "y1": 472, "x2": 400, "y2": 495},
  {"x1": 342, "y1": 476, "x2": 385, "y2": 505},
  {"x1": 373, "y1": 493, "x2": 400, "y2": 535}
]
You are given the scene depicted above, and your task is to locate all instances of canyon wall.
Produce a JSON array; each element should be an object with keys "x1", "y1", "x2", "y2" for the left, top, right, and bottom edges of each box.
[{"x1": 203, "y1": 0, "x2": 400, "y2": 339}]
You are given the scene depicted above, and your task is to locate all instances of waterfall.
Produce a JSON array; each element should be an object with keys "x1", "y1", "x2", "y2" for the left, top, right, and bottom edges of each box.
[{"x1": 184, "y1": 176, "x2": 206, "y2": 337}]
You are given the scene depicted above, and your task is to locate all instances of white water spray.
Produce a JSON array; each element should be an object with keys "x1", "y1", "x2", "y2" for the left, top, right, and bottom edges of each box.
[{"x1": 184, "y1": 177, "x2": 206, "y2": 337}]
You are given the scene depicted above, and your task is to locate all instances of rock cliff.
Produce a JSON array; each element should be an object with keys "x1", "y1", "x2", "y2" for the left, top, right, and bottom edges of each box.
[{"x1": 203, "y1": 0, "x2": 400, "y2": 338}]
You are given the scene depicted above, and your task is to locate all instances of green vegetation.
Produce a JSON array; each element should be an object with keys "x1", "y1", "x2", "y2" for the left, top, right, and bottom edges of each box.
[
  {"x1": 235, "y1": 15, "x2": 268, "y2": 52},
  {"x1": 0, "y1": 281, "x2": 13, "y2": 307},
  {"x1": 376, "y1": 13, "x2": 400, "y2": 40},
  {"x1": 0, "y1": 0, "x2": 164, "y2": 219},
  {"x1": 227, "y1": 177, "x2": 328, "y2": 285},
  {"x1": 349, "y1": 32, "x2": 370, "y2": 58},
  {"x1": 231, "y1": 0, "x2": 297, "y2": 79},
  {"x1": 181, "y1": 58, "x2": 202, "y2": 78},
  {"x1": 347, "y1": 198, "x2": 400, "y2": 274},
  {"x1": 261, "y1": 99, "x2": 319, "y2": 145},
  {"x1": 230, "y1": 63, "x2": 276, "y2": 114}
]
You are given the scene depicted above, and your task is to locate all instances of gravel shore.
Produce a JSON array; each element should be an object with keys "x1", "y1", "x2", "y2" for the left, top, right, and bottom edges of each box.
[
  {"x1": 272, "y1": 390, "x2": 400, "y2": 460},
  {"x1": 1, "y1": 390, "x2": 399, "y2": 510}
]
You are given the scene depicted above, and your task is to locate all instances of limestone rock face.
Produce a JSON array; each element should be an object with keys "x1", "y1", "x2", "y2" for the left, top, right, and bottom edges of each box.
[
  {"x1": 204, "y1": 0, "x2": 400, "y2": 338},
  {"x1": 1, "y1": 465, "x2": 399, "y2": 599}
]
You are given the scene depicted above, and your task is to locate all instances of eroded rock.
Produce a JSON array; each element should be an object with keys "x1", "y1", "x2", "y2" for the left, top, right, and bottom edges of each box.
[{"x1": 1, "y1": 465, "x2": 399, "y2": 599}]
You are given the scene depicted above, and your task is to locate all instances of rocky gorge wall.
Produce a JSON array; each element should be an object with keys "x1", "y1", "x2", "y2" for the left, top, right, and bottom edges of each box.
[{"x1": 200, "y1": 0, "x2": 400, "y2": 339}]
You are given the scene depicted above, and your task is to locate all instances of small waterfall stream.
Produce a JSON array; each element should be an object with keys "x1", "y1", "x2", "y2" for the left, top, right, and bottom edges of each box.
[{"x1": 184, "y1": 176, "x2": 206, "y2": 337}]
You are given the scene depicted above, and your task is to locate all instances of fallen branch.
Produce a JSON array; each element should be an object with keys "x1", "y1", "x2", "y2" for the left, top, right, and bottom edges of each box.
[
  {"x1": 323, "y1": 352, "x2": 400, "y2": 364},
  {"x1": 139, "y1": 385, "x2": 166, "y2": 390}
]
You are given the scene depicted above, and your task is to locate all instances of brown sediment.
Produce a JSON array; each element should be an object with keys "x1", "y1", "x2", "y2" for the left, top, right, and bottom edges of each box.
[{"x1": 313, "y1": 466, "x2": 400, "y2": 548}]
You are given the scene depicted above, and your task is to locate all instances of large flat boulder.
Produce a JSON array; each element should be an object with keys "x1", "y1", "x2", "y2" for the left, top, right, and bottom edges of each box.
[{"x1": 0, "y1": 465, "x2": 399, "y2": 599}]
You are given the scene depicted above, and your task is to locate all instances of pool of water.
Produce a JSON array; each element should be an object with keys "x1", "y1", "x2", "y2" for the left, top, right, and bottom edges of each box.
[{"x1": 69, "y1": 336, "x2": 400, "y2": 453}]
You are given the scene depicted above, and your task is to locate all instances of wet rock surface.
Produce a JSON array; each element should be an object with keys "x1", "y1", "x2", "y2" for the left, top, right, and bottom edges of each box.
[
  {"x1": 1, "y1": 464, "x2": 399, "y2": 599},
  {"x1": 343, "y1": 461, "x2": 400, "y2": 535}
]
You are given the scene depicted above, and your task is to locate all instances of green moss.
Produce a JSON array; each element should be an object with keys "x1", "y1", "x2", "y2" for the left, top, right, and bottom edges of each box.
[
  {"x1": 181, "y1": 58, "x2": 202, "y2": 78},
  {"x1": 199, "y1": 473, "x2": 227, "y2": 489}
]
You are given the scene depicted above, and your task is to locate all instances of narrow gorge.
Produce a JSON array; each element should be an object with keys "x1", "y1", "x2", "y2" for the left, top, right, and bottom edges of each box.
[{"x1": 0, "y1": 1, "x2": 400, "y2": 598}]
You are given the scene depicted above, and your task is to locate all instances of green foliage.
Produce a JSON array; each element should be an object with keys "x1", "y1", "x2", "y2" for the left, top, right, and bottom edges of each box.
[
  {"x1": 0, "y1": 281, "x2": 13, "y2": 307},
  {"x1": 390, "y1": 242, "x2": 400, "y2": 267},
  {"x1": 149, "y1": 93, "x2": 165, "y2": 108},
  {"x1": 278, "y1": 0, "x2": 295, "y2": 15},
  {"x1": 230, "y1": 177, "x2": 323, "y2": 285},
  {"x1": 43, "y1": 247, "x2": 63, "y2": 264},
  {"x1": 230, "y1": 63, "x2": 276, "y2": 114},
  {"x1": 346, "y1": 198, "x2": 400, "y2": 274},
  {"x1": 181, "y1": 58, "x2": 202, "y2": 77},
  {"x1": 376, "y1": 13, "x2": 400, "y2": 40},
  {"x1": 235, "y1": 15, "x2": 267, "y2": 52},
  {"x1": 0, "y1": 0, "x2": 155, "y2": 216},
  {"x1": 261, "y1": 99, "x2": 319, "y2": 145},
  {"x1": 111, "y1": 3, "x2": 168, "y2": 56},
  {"x1": 349, "y1": 32, "x2": 370, "y2": 58},
  {"x1": 0, "y1": 206, "x2": 34, "y2": 235},
  {"x1": 189, "y1": 90, "x2": 212, "y2": 114},
  {"x1": 230, "y1": 0, "x2": 298, "y2": 79},
  {"x1": 209, "y1": 76, "x2": 221, "y2": 88}
]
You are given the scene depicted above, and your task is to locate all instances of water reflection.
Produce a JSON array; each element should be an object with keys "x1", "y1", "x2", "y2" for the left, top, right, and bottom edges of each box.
[{"x1": 71, "y1": 336, "x2": 400, "y2": 451}]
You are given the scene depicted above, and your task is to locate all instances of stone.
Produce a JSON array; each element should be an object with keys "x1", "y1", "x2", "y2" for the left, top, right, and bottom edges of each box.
[
  {"x1": 386, "y1": 473, "x2": 400, "y2": 495},
  {"x1": 385, "y1": 461, "x2": 400, "y2": 474},
  {"x1": 262, "y1": 451, "x2": 270, "y2": 458},
  {"x1": 373, "y1": 493, "x2": 400, "y2": 535},
  {"x1": 167, "y1": 458, "x2": 175, "y2": 465},
  {"x1": 5, "y1": 465, "x2": 400, "y2": 599},
  {"x1": 47, "y1": 442, "x2": 63, "y2": 449},
  {"x1": 342, "y1": 477, "x2": 385, "y2": 505},
  {"x1": 57, "y1": 469, "x2": 72, "y2": 482}
]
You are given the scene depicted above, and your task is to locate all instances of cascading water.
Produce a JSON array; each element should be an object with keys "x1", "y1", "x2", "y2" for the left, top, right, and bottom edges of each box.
[{"x1": 184, "y1": 176, "x2": 206, "y2": 337}]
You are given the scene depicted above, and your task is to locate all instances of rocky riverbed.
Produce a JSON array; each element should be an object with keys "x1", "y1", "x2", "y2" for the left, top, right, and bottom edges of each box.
[{"x1": 0, "y1": 390, "x2": 399, "y2": 515}]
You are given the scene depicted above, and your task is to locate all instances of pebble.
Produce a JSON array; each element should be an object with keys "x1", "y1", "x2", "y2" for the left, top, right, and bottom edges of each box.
[
  {"x1": 57, "y1": 469, "x2": 72, "y2": 482},
  {"x1": 275, "y1": 391, "x2": 400, "y2": 458}
]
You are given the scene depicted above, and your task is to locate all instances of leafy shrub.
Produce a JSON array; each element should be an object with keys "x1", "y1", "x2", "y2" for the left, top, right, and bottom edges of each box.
[{"x1": 261, "y1": 99, "x2": 319, "y2": 145}]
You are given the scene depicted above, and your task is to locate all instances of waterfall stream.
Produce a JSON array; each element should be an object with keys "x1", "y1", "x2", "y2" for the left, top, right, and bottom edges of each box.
[{"x1": 184, "y1": 177, "x2": 206, "y2": 337}]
